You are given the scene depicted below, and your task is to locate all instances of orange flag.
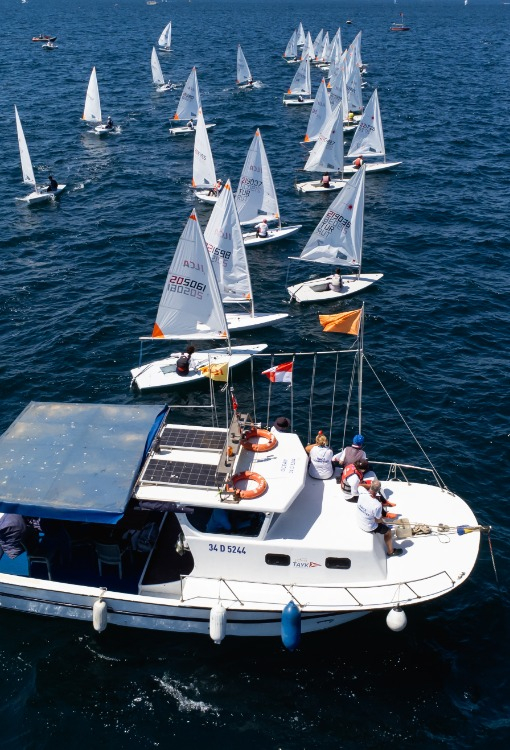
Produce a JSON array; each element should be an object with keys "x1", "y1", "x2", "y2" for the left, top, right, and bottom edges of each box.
[{"x1": 319, "y1": 308, "x2": 362, "y2": 335}]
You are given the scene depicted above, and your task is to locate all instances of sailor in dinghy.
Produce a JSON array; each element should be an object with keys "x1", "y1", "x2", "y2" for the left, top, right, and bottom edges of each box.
[
  {"x1": 169, "y1": 68, "x2": 216, "y2": 136},
  {"x1": 82, "y1": 67, "x2": 117, "y2": 135},
  {"x1": 14, "y1": 106, "x2": 66, "y2": 204}
]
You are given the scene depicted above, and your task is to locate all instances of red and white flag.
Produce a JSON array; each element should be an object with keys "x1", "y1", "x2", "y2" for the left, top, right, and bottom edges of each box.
[{"x1": 262, "y1": 361, "x2": 293, "y2": 384}]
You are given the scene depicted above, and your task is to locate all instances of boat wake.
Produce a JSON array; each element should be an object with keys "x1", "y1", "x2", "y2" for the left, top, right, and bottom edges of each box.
[{"x1": 155, "y1": 676, "x2": 220, "y2": 715}]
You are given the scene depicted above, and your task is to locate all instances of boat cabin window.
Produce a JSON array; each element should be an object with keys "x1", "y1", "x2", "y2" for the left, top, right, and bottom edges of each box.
[
  {"x1": 325, "y1": 557, "x2": 351, "y2": 570},
  {"x1": 185, "y1": 508, "x2": 265, "y2": 537},
  {"x1": 265, "y1": 554, "x2": 290, "y2": 567}
]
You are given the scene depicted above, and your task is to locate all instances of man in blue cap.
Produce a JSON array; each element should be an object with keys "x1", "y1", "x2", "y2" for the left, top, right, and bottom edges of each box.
[{"x1": 332, "y1": 434, "x2": 367, "y2": 469}]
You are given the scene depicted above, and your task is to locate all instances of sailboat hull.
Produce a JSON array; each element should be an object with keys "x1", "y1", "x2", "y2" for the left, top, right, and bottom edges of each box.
[
  {"x1": 288, "y1": 273, "x2": 383, "y2": 303},
  {"x1": 17, "y1": 185, "x2": 66, "y2": 204},
  {"x1": 342, "y1": 161, "x2": 402, "y2": 175},
  {"x1": 243, "y1": 225, "x2": 302, "y2": 246},
  {"x1": 169, "y1": 124, "x2": 216, "y2": 136},
  {"x1": 283, "y1": 98, "x2": 314, "y2": 106},
  {"x1": 295, "y1": 178, "x2": 348, "y2": 194},
  {"x1": 130, "y1": 344, "x2": 268, "y2": 392},
  {"x1": 94, "y1": 124, "x2": 116, "y2": 135},
  {"x1": 194, "y1": 189, "x2": 220, "y2": 205},
  {"x1": 226, "y1": 313, "x2": 288, "y2": 332}
]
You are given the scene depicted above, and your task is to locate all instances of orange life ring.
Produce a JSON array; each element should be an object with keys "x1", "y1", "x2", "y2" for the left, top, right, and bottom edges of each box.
[
  {"x1": 226, "y1": 471, "x2": 268, "y2": 500},
  {"x1": 240, "y1": 427, "x2": 278, "y2": 453}
]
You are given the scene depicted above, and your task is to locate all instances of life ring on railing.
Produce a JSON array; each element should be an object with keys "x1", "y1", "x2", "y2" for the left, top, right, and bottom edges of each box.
[
  {"x1": 225, "y1": 471, "x2": 268, "y2": 500},
  {"x1": 241, "y1": 427, "x2": 278, "y2": 453}
]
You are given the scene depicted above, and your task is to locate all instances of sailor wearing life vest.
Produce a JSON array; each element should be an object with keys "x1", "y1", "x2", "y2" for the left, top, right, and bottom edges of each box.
[
  {"x1": 340, "y1": 458, "x2": 370, "y2": 502},
  {"x1": 175, "y1": 345, "x2": 195, "y2": 377},
  {"x1": 332, "y1": 434, "x2": 367, "y2": 468}
]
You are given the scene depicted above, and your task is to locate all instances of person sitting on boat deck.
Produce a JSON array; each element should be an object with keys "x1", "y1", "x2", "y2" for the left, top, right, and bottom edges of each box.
[
  {"x1": 187, "y1": 118, "x2": 195, "y2": 130},
  {"x1": 359, "y1": 478, "x2": 397, "y2": 517},
  {"x1": 332, "y1": 433, "x2": 367, "y2": 469},
  {"x1": 105, "y1": 116, "x2": 114, "y2": 130},
  {"x1": 329, "y1": 267, "x2": 343, "y2": 291},
  {"x1": 321, "y1": 172, "x2": 331, "y2": 188},
  {"x1": 0, "y1": 513, "x2": 27, "y2": 560},
  {"x1": 208, "y1": 178, "x2": 223, "y2": 197},
  {"x1": 347, "y1": 111, "x2": 355, "y2": 123},
  {"x1": 297, "y1": 94, "x2": 304, "y2": 102},
  {"x1": 357, "y1": 479, "x2": 403, "y2": 556},
  {"x1": 305, "y1": 432, "x2": 334, "y2": 480},
  {"x1": 340, "y1": 458, "x2": 370, "y2": 501},
  {"x1": 255, "y1": 218, "x2": 269, "y2": 238},
  {"x1": 47, "y1": 174, "x2": 58, "y2": 193},
  {"x1": 273, "y1": 416, "x2": 291, "y2": 433},
  {"x1": 353, "y1": 156, "x2": 364, "y2": 170},
  {"x1": 175, "y1": 345, "x2": 196, "y2": 377}
]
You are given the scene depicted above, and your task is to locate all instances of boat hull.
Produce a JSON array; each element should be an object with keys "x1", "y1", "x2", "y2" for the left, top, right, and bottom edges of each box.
[
  {"x1": 225, "y1": 312, "x2": 288, "y2": 331},
  {"x1": 17, "y1": 185, "x2": 66, "y2": 204},
  {"x1": 295, "y1": 178, "x2": 348, "y2": 194},
  {"x1": 342, "y1": 161, "x2": 402, "y2": 175},
  {"x1": 169, "y1": 124, "x2": 216, "y2": 136},
  {"x1": 283, "y1": 98, "x2": 314, "y2": 106},
  {"x1": 243, "y1": 225, "x2": 302, "y2": 246},
  {"x1": 194, "y1": 189, "x2": 219, "y2": 204},
  {"x1": 288, "y1": 273, "x2": 384, "y2": 303},
  {"x1": 130, "y1": 343, "x2": 268, "y2": 391}
]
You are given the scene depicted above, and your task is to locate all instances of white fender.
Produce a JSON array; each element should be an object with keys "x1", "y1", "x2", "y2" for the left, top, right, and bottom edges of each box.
[
  {"x1": 209, "y1": 603, "x2": 227, "y2": 644},
  {"x1": 93, "y1": 599, "x2": 108, "y2": 633},
  {"x1": 386, "y1": 606, "x2": 407, "y2": 632}
]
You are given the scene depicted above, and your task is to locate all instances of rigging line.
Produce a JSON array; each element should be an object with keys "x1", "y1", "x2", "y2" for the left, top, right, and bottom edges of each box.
[
  {"x1": 250, "y1": 356, "x2": 256, "y2": 425},
  {"x1": 308, "y1": 352, "x2": 317, "y2": 445},
  {"x1": 328, "y1": 352, "x2": 340, "y2": 445},
  {"x1": 342, "y1": 352, "x2": 357, "y2": 450},
  {"x1": 363, "y1": 354, "x2": 448, "y2": 489},
  {"x1": 265, "y1": 353, "x2": 275, "y2": 429},
  {"x1": 486, "y1": 529, "x2": 499, "y2": 585},
  {"x1": 290, "y1": 354, "x2": 295, "y2": 431}
]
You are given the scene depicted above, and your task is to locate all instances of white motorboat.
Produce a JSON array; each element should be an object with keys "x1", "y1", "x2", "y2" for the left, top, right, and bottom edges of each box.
[
  {"x1": 235, "y1": 129, "x2": 301, "y2": 243},
  {"x1": 169, "y1": 67, "x2": 215, "y2": 135},
  {"x1": 203, "y1": 179, "x2": 288, "y2": 331},
  {"x1": 283, "y1": 59, "x2": 314, "y2": 105},
  {"x1": 0, "y1": 344, "x2": 482, "y2": 644},
  {"x1": 131, "y1": 208, "x2": 267, "y2": 391},
  {"x1": 288, "y1": 165, "x2": 383, "y2": 303},
  {"x1": 82, "y1": 66, "x2": 116, "y2": 135},
  {"x1": 343, "y1": 89, "x2": 402, "y2": 174},
  {"x1": 14, "y1": 106, "x2": 65, "y2": 204}
]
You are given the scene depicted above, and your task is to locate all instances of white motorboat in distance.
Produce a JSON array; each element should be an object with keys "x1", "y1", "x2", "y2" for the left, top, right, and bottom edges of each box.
[{"x1": 14, "y1": 106, "x2": 65, "y2": 204}]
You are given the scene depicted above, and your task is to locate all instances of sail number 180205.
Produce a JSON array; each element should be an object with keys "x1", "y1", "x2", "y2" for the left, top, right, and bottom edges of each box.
[{"x1": 208, "y1": 544, "x2": 246, "y2": 554}]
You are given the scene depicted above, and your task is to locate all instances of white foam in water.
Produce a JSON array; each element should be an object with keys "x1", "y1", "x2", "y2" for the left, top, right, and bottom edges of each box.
[{"x1": 155, "y1": 676, "x2": 220, "y2": 715}]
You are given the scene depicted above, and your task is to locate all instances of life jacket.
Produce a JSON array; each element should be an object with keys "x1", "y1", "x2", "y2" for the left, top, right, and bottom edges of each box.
[
  {"x1": 176, "y1": 353, "x2": 190, "y2": 375},
  {"x1": 340, "y1": 463, "x2": 364, "y2": 494},
  {"x1": 354, "y1": 157, "x2": 363, "y2": 169},
  {"x1": 341, "y1": 446, "x2": 365, "y2": 466}
]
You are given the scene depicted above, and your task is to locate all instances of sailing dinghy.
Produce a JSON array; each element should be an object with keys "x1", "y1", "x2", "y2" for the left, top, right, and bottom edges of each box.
[
  {"x1": 192, "y1": 109, "x2": 222, "y2": 204},
  {"x1": 283, "y1": 29, "x2": 299, "y2": 62},
  {"x1": 130, "y1": 210, "x2": 267, "y2": 392},
  {"x1": 158, "y1": 20, "x2": 172, "y2": 51},
  {"x1": 283, "y1": 59, "x2": 314, "y2": 105},
  {"x1": 295, "y1": 103, "x2": 348, "y2": 193},
  {"x1": 82, "y1": 67, "x2": 116, "y2": 135},
  {"x1": 235, "y1": 129, "x2": 302, "y2": 245},
  {"x1": 343, "y1": 89, "x2": 402, "y2": 174},
  {"x1": 236, "y1": 45, "x2": 254, "y2": 88},
  {"x1": 169, "y1": 67, "x2": 216, "y2": 135},
  {"x1": 302, "y1": 77, "x2": 332, "y2": 144},
  {"x1": 288, "y1": 165, "x2": 383, "y2": 303},
  {"x1": 204, "y1": 180, "x2": 288, "y2": 331},
  {"x1": 14, "y1": 106, "x2": 65, "y2": 204},
  {"x1": 151, "y1": 47, "x2": 172, "y2": 92}
]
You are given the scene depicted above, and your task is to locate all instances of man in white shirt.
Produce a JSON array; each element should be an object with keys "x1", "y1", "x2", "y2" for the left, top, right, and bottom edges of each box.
[
  {"x1": 357, "y1": 480, "x2": 403, "y2": 556},
  {"x1": 255, "y1": 219, "x2": 269, "y2": 238}
]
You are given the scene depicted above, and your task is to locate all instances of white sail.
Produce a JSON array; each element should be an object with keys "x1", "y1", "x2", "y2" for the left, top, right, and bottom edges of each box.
[
  {"x1": 287, "y1": 58, "x2": 311, "y2": 96},
  {"x1": 152, "y1": 210, "x2": 229, "y2": 341},
  {"x1": 304, "y1": 102, "x2": 344, "y2": 173},
  {"x1": 204, "y1": 180, "x2": 253, "y2": 305},
  {"x1": 329, "y1": 67, "x2": 349, "y2": 120},
  {"x1": 237, "y1": 44, "x2": 252, "y2": 84},
  {"x1": 82, "y1": 66, "x2": 102, "y2": 123},
  {"x1": 296, "y1": 22, "x2": 306, "y2": 46},
  {"x1": 301, "y1": 32, "x2": 315, "y2": 61},
  {"x1": 318, "y1": 32, "x2": 330, "y2": 62},
  {"x1": 313, "y1": 29, "x2": 324, "y2": 56},
  {"x1": 235, "y1": 129, "x2": 279, "y2": 224},
  {"x1": 284, "y1": 29, "x2": 298, "y2": 58},
  {"x1": 298, "y1": 166, "x2": 365, "y2": 268},
  {"x1": 304, "y1": 78, "x2": 332, "y2": 142},
  {"x1": 345, "y1": 58, "x2": 363, "y2": 112},
  {"x1": 333, "y1": 27, "x2": 343, "y2": 57},
  {"x1": 151, "y1": 47, "x2": 165, "y2": 86},
  {"x1": 14, "y1": 106, "x2": 36, "y2": 187},
  {"x1": 192, "y1": 108, "x2": 216, "y2": 188},
  {"x1": 348, "y1": 89, "x2": 385, "y2": 159},
  {"x1": 158, "y1": 21, "x2": 171, "y2": 50},
  {"x1": 349, "y1": 31, "x2": 362, "y2": 68},
  {"x1": 173, "y1": 67, "x2": 201, "y2": 121}
]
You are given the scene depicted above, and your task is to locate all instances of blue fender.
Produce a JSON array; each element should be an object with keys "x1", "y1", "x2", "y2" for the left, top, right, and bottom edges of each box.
[{"x1": 281, "y1": 600, "x2": 301, "y2": 651}]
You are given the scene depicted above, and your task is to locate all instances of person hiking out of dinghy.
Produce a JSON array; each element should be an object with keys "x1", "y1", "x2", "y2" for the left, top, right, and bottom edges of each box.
[
  {"x1": 255, "y1": 218, "x2": 269, "y2": 238},
  {"x1": 105, "y1": 116, "x2": 114, "y2": 130},
  {"x1": 175, "y1": 346, "x2": 195, "y2": 377},
  {"x1": 329, "y1": 268, "x2": 343, "y2": 292},
  {"x1": 47, "y1": 175, "x2": 58, "y2": 192},
  {"x1": 353, "y1": 156, "x2": 364, "y2": 170},
  {"x1": 357, "y1": 479, "x2": 403, "y2": 556},
  {"x1": 208, "y1": 178, "x2": 223, "y2": 197}
]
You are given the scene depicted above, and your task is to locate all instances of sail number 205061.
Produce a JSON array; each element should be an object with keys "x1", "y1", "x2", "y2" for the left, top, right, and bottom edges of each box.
[{"x1": 208, "y1": 544, "x2": 246, "y2": 554}]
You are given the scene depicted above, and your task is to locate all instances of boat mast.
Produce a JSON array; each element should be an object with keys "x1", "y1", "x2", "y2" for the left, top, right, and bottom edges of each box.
[{"x1": 358, "y1": 303, "x2": 365, "y2": 432}]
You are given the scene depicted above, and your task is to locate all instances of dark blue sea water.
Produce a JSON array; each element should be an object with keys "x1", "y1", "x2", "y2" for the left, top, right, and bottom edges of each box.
[{"x1": 1, "y1": 0, "x2": 509, "y2": 747}]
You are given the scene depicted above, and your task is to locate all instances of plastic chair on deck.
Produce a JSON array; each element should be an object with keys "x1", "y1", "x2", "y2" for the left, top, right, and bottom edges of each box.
[
  {"x1": 95, "y1": 542, "x2": 131, "y2": 579},
  {"x1": 22, "y1": 539, "x2": 58, "y2": 581}
]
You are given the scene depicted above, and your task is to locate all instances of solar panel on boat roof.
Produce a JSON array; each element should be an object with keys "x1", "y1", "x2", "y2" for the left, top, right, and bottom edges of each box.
[
  {"x1": 142, "y1": 459, "x2": 219, "y2": 488},
  {"x1": 159, "y1": 427, "x2": 226, "y2": 451}
]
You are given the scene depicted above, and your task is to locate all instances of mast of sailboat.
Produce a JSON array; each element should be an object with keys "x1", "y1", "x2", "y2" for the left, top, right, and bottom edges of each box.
[{"x1": 358, "y1": 303, "x2": 365, "y2": 433}]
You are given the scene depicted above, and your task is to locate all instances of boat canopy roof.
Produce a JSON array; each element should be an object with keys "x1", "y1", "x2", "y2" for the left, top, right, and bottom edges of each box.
[{"x1": 0, "y1": 402, "x2": 164, "y2": 524}]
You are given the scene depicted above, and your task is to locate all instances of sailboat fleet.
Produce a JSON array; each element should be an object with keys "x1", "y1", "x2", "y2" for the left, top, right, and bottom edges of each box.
[{"x1": 1, "y1": 16, "x2": 483, "y2": 649}]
